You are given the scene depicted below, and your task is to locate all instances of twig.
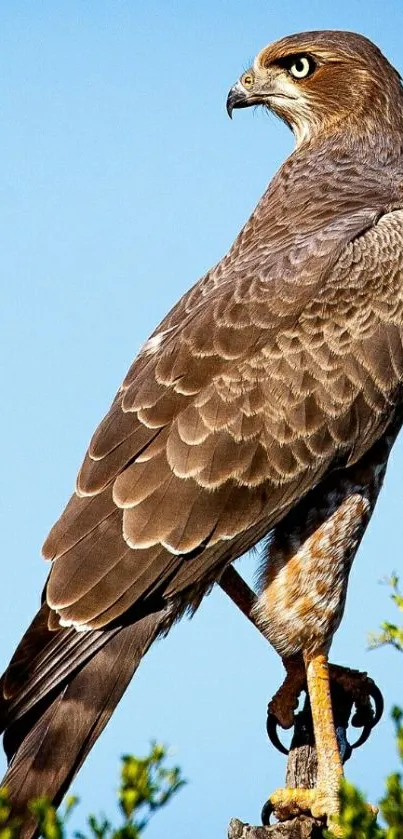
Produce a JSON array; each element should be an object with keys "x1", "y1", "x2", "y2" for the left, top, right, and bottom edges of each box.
[{"x1": 219, "y1": 565, "x2": 265, "y2": 633}]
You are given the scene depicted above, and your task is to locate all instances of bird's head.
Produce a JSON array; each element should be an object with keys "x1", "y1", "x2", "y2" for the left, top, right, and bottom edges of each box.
[{"x1": 227, "y1": 31, "x2": 403, "y2": 147}]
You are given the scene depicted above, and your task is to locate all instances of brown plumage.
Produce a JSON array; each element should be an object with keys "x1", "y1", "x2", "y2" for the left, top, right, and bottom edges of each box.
[{"x1": 2, "y1": 29, "x2": 403, "y2": 833}]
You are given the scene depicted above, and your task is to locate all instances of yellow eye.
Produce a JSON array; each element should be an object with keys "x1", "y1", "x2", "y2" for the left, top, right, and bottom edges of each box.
[
  {"x1": 289, "y1": 56, "x2": 314, "y2": 79},
  {"x1": 241, "y1": 72, "x2": 254, "y2": 89}
]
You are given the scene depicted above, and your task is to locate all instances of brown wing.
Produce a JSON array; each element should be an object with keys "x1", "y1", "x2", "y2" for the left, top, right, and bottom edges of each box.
[{"x1": 42, "y1": 207, "x2": 403, "y2": 630}]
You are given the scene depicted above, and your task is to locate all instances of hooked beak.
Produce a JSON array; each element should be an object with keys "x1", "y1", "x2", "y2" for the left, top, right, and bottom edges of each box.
[{"x1": 226, "y1": 81, "x2": 257, "y2": 118}]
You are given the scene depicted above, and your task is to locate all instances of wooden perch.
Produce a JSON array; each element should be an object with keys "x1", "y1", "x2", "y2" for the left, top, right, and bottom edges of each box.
[
  {"x1": 227, "y1": 695, "x2": 325, "y2": 839},
  {"x1": 228, "y1": 816, "x2": 323, "y2": 839}
]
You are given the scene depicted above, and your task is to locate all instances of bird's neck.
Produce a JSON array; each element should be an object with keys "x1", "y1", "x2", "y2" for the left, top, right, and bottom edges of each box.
[
  {"x1": 288, "y1": 126, "x2": 403, "y2": 191},
  {"x1": 246, "y1": 134, "x2": 403, "y2": 255},
  {"x1": 292, "y1": 85, "x2": 403, "y2": 164}
]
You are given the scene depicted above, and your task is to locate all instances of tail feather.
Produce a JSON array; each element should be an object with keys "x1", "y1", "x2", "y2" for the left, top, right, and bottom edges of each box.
[{"x1": 1, "y1": 611, "x2": 165, "y2": 839}]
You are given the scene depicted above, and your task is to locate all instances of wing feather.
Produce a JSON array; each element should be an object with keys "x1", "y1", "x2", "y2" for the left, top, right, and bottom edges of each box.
[{"x1": 42, "y1": 207, "x2": 403, "y2": 629}]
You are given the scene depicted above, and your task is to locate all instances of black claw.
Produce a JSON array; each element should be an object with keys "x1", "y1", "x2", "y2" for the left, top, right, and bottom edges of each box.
[
  {"x1": 343, "y1": 741, "x2": 353, "y2": 762},
  {"x1": 349, "y1": 682, "x2": 384, "y2": 751},
  {"x1": 369, "y1": 682, "x2": 384, "y2": 726},
  {"x1": 266, "y1": 712, "x2": 289, "y2": 756},
  {"x1": 261, "y1": 800, "x2": 273, "y2": 826},
  {"x1": 349, "y1": 723, "x2": 373, "y2": 751}
]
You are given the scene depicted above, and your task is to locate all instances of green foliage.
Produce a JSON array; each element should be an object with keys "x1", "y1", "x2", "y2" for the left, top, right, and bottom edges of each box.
[
  {"x1": 0, "y1": 743, "x2": 185, "y2": 839},
  {"x1": 324, "y1": 780, "x2": 383, "y2": 839},
  {"x1": 368, "y1": 575, "x2": 403, "y2": 654},
  {"x1": 0, "y1": 787, "x2": 21, "y2": 839},
  {"x1": 27, "y1": 796, "x2": 76, "y2": 839},
  {"x1": 327, "y1": 577, "x2": 403, "y2": 838}
]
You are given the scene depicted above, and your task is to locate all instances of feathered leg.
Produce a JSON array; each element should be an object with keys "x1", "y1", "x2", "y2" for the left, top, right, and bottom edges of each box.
[{"x1": 255, "y1": 437, "x2": 392, "y2": 827}]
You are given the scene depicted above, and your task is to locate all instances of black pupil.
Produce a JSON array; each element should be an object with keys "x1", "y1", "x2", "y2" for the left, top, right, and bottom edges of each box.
[{"x1": 295, "y1": 58, "x2": 305, "y2": 73}]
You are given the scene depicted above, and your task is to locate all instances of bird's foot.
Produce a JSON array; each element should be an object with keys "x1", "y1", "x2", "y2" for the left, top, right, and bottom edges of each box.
[
  {"x1": 262, "y1": 785, "x2": 339, "y2": 824},
  {"x1": 261, "y1": 785, "x2": 377, "y2": 833},
  {"x1": 328, "y1": 664, "x2": 383, "y2": 750},
  {"x1": 267, "y1": 658, "x2": 306, "y2": 737},
  {"x1": 267, "y1": 660, "x2": 383, "y2": 756}
]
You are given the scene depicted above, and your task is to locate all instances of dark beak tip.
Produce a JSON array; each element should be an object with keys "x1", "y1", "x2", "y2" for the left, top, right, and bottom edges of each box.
[
  {"x1": 226, "y1": 87, "x2": 238, "y2": 119},
  {"x1": 226, "y1": 98, "x2": 234, "y2": 119},
  {"x1": 226, "y1": 84, "x2": 252, "y2": 119}
]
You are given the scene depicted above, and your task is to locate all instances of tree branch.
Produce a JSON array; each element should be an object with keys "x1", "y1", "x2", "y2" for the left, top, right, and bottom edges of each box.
[
  {"x1": 228, "y1": 816, "x2": 323, "y2": 839},
  {"x1": 227, "y1": 695, "x2": 325, "y2": 839}
]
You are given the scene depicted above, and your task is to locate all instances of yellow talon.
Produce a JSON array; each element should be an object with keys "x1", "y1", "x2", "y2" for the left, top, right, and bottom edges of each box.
[{"x1": 267, "y1": 786, "x2": 339, "y2": 821}]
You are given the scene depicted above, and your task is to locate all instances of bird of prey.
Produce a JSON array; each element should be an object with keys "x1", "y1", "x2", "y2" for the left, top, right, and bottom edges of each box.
[{"x1": 1, "y1": 29, "x2": 403, "y2": 836}]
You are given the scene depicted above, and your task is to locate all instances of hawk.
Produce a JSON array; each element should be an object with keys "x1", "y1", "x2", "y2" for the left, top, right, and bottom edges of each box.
[{"x1": 1, "y1": 29, "x2": 403, "y2": 835}]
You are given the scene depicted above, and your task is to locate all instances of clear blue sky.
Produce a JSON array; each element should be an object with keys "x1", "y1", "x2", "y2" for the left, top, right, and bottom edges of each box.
[{"x1": 0, "y1": 2, "x2": 402, "y2": 836}]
